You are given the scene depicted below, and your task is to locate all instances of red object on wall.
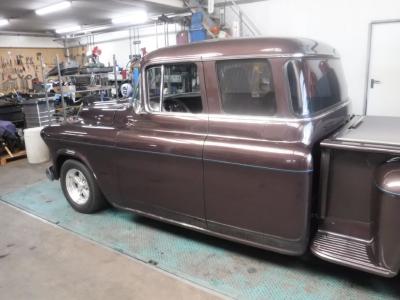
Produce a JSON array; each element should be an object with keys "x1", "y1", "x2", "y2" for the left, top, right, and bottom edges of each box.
[
  {"x1": 92, "y1": 46, "x2": 102, "y2": 59},
  {"x1": 121, "y1": 69, "x2": 127, "y2": 80}
]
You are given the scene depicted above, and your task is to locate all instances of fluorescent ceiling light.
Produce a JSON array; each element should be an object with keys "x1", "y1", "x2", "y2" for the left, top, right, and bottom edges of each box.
[
  {"x1": 112, "y1": 11, "x2": 148, "y2": 25},
  {"x1": 56, "y1": 25, "x2": 81, "y2": 34},
  {"x1": 0, "y1": 19, "x2": 9, "y2": 26},
  {"x1": 36, "y1": 1, "x2": 71, "y2": 16},
  {"x1": 82, "y1": 25, "x2": 111, "y2": 33}
]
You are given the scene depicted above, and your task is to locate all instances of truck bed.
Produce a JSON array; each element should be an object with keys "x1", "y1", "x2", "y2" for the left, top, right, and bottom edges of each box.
[
  {"x1": 321, "y1": 115, "x2": 400, "y2": 153},
  {"x1": 312, "y1": 114, "x2": 400, "y2": 277}
]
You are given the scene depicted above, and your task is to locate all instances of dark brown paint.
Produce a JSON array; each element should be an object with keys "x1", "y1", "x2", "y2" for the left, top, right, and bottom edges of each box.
[{"x1": 41, "y1": 38, "x2": 400, "y2": 277}]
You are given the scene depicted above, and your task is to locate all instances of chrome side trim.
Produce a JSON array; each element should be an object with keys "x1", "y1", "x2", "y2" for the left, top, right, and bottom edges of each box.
[
  {"x1": 208, "y1": 100, "x2": 350, "y2": 123},
  {"x1": 140, "y1": 100, "x2": 350, "y2": 124},
  {"x1": 204, "y1": 158, "x2": 312, "y2": 173},
  {"x1": 110, "y1": 201, "x2": 305, "y2": 256}
]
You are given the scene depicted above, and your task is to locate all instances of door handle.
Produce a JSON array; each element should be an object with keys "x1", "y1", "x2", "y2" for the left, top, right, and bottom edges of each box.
[{"x1": 370, "y1": 78, "x2": 381, "y2": 89}]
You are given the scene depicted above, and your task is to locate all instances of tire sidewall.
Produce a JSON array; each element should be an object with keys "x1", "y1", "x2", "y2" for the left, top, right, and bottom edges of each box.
[{"x1": 60, "y1": 159, "x2": 100, "y2": 213}]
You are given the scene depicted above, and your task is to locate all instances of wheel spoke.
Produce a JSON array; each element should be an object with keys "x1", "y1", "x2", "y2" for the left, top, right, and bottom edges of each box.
[
  {"x1": 82, "y1": 188, "x2": 89, "y2": 198},
  {"x1": 65, "y1": 168, "x2": 90, "y2": 205}
]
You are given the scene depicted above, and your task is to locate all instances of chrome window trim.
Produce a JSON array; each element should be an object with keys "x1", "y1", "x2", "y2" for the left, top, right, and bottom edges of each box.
[
  {"x1": 145, "y1": 65, "x2": 163, "y2": 113},
  {"x1": 144, "y1": 53, "x2": 339, "y2": 66},
  {"x1": 159, "y1": 64, "x2": 164, "y2": 111},
  {"x1": 141, "y1": 99, "x2": 349, "y2": 123},
  {"x1": 142, "y1": 58, "x2": 349, "y2": 122}
]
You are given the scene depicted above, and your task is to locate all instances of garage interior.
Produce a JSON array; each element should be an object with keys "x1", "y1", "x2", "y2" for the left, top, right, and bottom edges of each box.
[{"x1": 1, "y1": 0, "x2": 400, "y2": 299}]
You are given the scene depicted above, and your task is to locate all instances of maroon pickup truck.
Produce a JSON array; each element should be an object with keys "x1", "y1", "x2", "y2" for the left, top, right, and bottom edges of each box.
[{"x1": 42, "y1": 38, "x2": 400, "y2": 277}]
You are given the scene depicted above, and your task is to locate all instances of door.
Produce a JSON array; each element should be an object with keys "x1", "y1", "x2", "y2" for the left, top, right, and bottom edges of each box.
[
  {"x1": 114, "y1": 62, "x2": 208, "y2": 225},
  {"x1": 367, "y1": 21, "x2": 400, "y2": 116},
  {"x1": 202, "y1": 59, "x2": 312, "y2": 255}
]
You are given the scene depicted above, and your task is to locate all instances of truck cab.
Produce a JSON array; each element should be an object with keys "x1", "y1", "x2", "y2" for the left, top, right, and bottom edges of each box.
[{"x1": 115, "y1": 38, "x2": 351, "y2": 256}]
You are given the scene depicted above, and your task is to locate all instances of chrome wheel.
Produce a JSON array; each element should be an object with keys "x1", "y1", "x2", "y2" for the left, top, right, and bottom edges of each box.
[{"x1": 65, "y1": 168, "x2": 90, "y2": 205}]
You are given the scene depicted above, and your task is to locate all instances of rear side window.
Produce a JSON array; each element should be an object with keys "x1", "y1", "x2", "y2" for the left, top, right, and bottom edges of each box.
[
  {"x1": 216, "y1": 59, "x2": 277, "y2": 116},
  {"x1": 287, "y1": 58, "x2": 348, "y2": 116}
]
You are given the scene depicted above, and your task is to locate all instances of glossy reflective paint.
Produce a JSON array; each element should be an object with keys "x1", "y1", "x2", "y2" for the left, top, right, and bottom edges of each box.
[
  {"x1": 43, "y1": 38, "x2": 400, "y2": 275},
  {"x1": 114, "y1": 110, "x2": 208, "y2": 221},
  {"x1": 374, "y1": 162, "x2": 400, "y2": 272},
  {"x1": 315, "y1": 116, "x2": 400, "y2": 276}
]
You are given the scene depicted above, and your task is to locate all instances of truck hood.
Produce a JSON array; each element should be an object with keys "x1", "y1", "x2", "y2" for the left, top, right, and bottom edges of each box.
[{"x1": 77, "y1": 100, "x2": 128, "y2": 126}]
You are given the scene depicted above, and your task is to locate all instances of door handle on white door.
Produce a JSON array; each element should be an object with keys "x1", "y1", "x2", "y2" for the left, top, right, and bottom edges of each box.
[{"x1": 370, "y1": 78, "x2": 381, "y2": 88}]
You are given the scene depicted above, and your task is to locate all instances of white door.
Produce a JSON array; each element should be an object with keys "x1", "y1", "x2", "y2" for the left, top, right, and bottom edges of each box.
[{"x1": 367, "y1": 22, "x2": 400, "y2": 116}]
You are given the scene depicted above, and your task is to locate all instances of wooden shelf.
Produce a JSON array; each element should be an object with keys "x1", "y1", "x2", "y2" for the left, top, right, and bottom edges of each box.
[{"x1": 0, "y1": 149, "x2": 27, "y2": 166}]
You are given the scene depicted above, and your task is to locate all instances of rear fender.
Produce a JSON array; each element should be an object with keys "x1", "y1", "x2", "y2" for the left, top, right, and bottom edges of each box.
[{"x1": 373, "y1": 159, "x2": 400, "y2": 273}]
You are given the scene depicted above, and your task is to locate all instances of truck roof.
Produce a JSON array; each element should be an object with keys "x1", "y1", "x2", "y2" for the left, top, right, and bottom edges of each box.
[{"x1": 143, "y1": 37, "x2": 339, "y2": 64}]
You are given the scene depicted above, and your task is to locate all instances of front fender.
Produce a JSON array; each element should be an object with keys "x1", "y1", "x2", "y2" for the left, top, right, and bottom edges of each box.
[{"x1": 53, "y1": 148, "x2": 97, "y2": 180}]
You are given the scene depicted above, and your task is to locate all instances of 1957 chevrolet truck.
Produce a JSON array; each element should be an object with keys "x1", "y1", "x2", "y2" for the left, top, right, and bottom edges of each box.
[{"x1": 42, "y1": 38, "x2": 400, "y2": 277}]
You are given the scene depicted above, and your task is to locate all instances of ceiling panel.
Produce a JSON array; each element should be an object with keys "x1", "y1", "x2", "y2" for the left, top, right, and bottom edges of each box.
[{"x1": 0, "y1": 0, "x2": 184, "y2": 34}]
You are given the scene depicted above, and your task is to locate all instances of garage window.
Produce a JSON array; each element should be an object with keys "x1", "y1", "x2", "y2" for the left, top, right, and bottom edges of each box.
[
  {"x1": 287, "y1": 59, "x2": 348, "y2": 116},
  {"x1": 146, "y1": 63, "x2": 203, "y2": 113},
  {"x1": 216, "y1": 59, "x2": 277, "y2": 116}
]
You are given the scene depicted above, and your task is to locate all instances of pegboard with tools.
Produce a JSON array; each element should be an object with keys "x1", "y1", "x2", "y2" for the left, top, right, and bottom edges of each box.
[{"x1": 0, "y1": 48, "x2": 65, "y2": 94}]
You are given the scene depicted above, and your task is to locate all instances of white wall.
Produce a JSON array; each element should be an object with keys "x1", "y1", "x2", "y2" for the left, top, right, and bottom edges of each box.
[
  {"x1": 226, "y1": 0, "x2": 400, "y2": 114},
  {"x1": 0, "y1": 35, "x2": 63, "y2": 48},
  {"x1": 67, "y1": 23, "x2": 181, "y2": 68}
]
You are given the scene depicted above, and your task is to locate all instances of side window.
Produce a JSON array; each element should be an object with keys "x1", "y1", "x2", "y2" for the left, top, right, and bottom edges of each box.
[
  {"x1": 146, "y1": 66, "x2": 162, "y2": 111},
  {"x1": 216, "y1": 59, "x2": 277, "y2": 116},
  {"x1": 287, "y1": 60, "x2": 303, "y2": 114},
  {"x1": 287, "y1": 58, "x2": 348, "y2": 116},
  {"x1": 145, "y1": 63, "x2": 203, "y2": 113}
]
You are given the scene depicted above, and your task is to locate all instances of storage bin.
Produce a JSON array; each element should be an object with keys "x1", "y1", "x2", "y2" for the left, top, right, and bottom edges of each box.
[
  {"x1": 190, "y1": 12, "x2": 204, "y2": 31},
  {"x1": 24, "y1": 126, "x2": 50, "y2": 164},
  {"x1": 191, "y1": 12, "x2": 203, "y2": 26},
  {"x1": 190, "y1": 29, "x2": 207, "y2": 43}
]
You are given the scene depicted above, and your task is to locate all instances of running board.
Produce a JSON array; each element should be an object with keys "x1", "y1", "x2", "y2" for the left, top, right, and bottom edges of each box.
[{"x1": 311, "y1": 231, "x2": 395, "y2": 277}]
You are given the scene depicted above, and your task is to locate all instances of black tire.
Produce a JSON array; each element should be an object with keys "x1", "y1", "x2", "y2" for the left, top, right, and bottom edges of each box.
[{"x1": 60, "y1": 159, "x2": 108, "y2": 213}]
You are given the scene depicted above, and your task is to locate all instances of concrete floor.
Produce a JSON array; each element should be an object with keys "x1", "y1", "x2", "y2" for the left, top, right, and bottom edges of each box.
[{"x1": 0, "y1": 159, "x2": 223, "y2": 300}]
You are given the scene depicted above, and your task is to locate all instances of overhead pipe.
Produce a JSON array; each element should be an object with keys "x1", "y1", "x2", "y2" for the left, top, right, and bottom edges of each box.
[
  {"x1": 62, "y1": 27, "x2": 181, "y2": 48},
  {"x1": 53, "y1": 11, "x2": 191, "y2": 42},
  {"x1": 0, "y1": 30, "x2": 56, "y2": 37}
]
